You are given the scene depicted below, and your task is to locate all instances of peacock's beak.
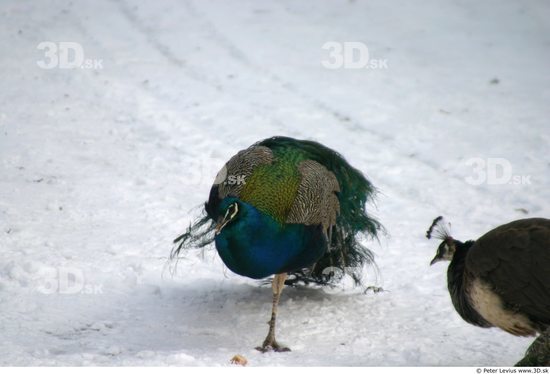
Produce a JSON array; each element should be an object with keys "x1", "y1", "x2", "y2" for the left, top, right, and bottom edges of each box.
[{"x1": 215, "y1": 217, "x2": 228, "y2": 236}]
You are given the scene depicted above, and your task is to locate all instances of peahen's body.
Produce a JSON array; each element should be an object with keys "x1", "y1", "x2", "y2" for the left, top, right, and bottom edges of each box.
[
  {"x1": 173, "y1": 136, "x2": 382, "y2": 351},
  {"x1": 428, "y1": 217, "x2": 550, "y2": 337}
]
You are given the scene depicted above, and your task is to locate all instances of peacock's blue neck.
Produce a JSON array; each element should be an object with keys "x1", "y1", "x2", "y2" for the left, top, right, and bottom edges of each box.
[{"x1": 214, "y1": 200, "x2": 327, "y2": 279}]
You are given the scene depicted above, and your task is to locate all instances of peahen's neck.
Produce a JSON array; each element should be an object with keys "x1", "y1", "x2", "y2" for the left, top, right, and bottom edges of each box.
[{"x1": 447, "y1": 240, "x2": 491, "y2": 327}]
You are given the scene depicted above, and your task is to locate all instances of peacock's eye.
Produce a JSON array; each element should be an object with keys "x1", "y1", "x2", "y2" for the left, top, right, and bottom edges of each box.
[{"x1": 225, "y1": 202, "x2": 239, "y2": 221}]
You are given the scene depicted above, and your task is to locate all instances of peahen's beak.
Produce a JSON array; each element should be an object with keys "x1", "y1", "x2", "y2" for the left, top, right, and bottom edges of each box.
[{"x1": 430, "y1": 254, "x2": 442, "y2": 266}]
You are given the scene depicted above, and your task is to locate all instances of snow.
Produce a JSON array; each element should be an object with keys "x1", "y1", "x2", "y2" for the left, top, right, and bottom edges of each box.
[{"x1": 1, "y1": 0, "x2": 549, "y2": 366}]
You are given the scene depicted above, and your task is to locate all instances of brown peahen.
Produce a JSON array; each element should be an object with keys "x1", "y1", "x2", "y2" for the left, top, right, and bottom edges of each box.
[{"x1": 427, "y1": 217, "x2": 550, "y2": 339}]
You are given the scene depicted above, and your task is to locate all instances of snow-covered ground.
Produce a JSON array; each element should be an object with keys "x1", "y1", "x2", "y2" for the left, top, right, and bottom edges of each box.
[{"x1": 1, "y1": 0, "x2": 549, "y2": 366}]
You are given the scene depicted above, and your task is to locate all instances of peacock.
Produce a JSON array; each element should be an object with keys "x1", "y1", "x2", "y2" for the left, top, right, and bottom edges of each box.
[{"x1": 172, "y1": 136, "x2": 382, "y2": 352}]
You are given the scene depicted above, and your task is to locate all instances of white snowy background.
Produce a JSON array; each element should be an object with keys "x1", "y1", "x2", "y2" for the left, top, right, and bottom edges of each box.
[{"x1": 1, "y1": 0, "x2": 549, "y2": 366}]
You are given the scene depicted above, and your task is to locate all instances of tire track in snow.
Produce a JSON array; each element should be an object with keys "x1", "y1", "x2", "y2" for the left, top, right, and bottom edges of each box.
[
  {"x1": 102, "y1": 0, "x2": 520, "y2": 219},
  {"x1": 111, "y1": 0, "x2": 224, "y2": 91},
  {"x1": 105, "y1": 0, "x2": 508, "y2": 223},
  {"x1": 109, "y1": 0, "x2": 292, "y2": 135},
  {"x1": 181, "y1": 0, "x2": 381, "y2": 138},
  {"x1": 178, "y1": 0, "x2": 499, "y2": 204}
]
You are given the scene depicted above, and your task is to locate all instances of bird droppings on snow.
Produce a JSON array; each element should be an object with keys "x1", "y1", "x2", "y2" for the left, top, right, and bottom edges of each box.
[{"x1": 230, "y1": 354, "x2": 248, "y2": 366}]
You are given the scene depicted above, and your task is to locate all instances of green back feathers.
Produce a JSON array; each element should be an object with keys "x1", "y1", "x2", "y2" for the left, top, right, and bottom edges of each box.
[
  {"x1": 258, "y1": 136, "x2": 381, "y2": 238},
  {"x1": 239, "y1": 149, "x2": 303, "y2": 224}
]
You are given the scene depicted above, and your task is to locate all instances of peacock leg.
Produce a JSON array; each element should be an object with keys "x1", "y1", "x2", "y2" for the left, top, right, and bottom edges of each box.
[{"x1": 256, "y1": 273, "x2": 290, "y2": 352}]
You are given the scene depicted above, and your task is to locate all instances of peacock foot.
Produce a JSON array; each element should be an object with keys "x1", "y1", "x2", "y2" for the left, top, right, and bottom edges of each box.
[{"x1": 256, "y1": 338, "x2": 291, "y2": 353}]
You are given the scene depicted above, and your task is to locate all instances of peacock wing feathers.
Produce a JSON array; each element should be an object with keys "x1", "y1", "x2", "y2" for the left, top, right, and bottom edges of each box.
[{"x1": 286, "y1": 159, "x2": 340, "y2": 235}]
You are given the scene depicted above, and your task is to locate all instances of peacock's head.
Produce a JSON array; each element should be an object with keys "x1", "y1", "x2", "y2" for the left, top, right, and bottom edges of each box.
[
  {"x1": 214, "y1": 197, "x2": 243, "y2": 236},
  {"x1": 426, "y1": 216, "x2": 459, "y2": 265}
]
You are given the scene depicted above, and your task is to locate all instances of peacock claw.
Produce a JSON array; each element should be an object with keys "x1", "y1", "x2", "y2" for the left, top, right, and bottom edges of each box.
[{"x1": 256, "y1": 340, "x2": 291, "y2": 353}]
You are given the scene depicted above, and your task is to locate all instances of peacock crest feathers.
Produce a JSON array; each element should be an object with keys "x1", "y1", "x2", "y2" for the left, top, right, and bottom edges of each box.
[{"x1": 172, "y1": 136, "x2": 383, "y2": 286}]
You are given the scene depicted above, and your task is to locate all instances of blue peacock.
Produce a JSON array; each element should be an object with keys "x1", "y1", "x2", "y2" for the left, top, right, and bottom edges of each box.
[{"x1": 172, "y1": 136, "x2": 382, "y2": 352}]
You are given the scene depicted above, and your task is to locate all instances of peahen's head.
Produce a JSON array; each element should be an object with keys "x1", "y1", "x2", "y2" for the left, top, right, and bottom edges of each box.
[
  {"x1": 430, "y1": 240, "x2": 459, "y2": 265},
  {"x1": 426, "y1": 216, "x2": 463, "y2": 265}
]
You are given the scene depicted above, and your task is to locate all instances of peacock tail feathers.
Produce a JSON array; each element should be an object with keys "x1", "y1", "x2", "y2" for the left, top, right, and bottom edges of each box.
[{"x1": 172, "y1": 136, "x2": 383, "y2": 287}]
